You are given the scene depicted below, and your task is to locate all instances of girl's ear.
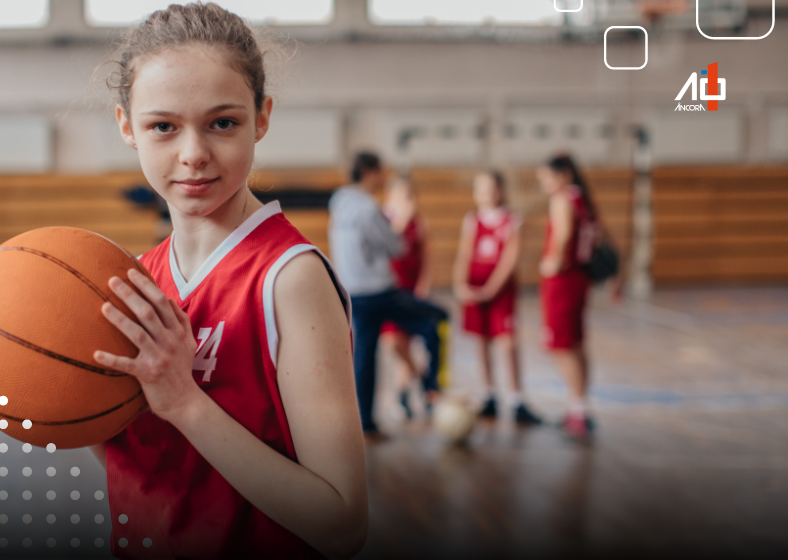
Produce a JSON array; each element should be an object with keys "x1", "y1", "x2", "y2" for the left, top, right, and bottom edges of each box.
[
  {"x1": 254, "y1": 96, "x2": 273, "y2": 143},
  {"x1": 116, "y1": 105, "x2": 137, "y2": 150}
]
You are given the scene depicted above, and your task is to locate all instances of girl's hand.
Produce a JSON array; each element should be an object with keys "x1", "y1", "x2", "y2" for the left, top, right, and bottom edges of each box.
[
  {"x1": 454, "y1": 283, "x2": 480, "y2": 303},
  {"x1": 94, "y1": 268, "x2": 200, "y2": 423},
  {"x1": 539, "y1": 255, "x2": 561, "y2": 278}
]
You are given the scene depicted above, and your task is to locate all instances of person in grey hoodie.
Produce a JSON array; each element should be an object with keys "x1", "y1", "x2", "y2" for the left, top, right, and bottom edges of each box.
[{"x1": 329, "y1": 152, "x2": 448, "y2": 439}]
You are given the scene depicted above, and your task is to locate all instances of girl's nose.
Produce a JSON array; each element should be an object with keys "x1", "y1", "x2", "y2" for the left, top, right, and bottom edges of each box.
[{"x1": 179, "y1": 129, "x2": 210, "y2": 169}]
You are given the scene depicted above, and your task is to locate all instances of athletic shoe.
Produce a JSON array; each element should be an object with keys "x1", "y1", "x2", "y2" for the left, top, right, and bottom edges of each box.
[
  {"x1": 399, "y1": 390, "x2": 414, "y2": 420},
  {"x1": 514, "y1": 403, "x2": 543, "y2": 426},
  {"x1": 559, "y1": 413, "x2": 593, "y2": 441},
  {"x1": 479, "y1": 397, "x2": 497, "y2": 419}
]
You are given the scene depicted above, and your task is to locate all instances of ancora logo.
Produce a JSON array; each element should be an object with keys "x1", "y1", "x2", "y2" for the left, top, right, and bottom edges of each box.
[{"x1": 675, "y1": 62, "x2": 725, "y2": 112}]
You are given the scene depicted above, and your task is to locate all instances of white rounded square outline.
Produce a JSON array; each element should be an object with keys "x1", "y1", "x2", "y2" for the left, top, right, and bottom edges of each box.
[
  {"x1": 555, "y1": 0, "x2": 583, "y2": 13},
  {"x1": 603, "y1": 26, "x2": 648, "y2": 71},
  {"x1": 697, "y1": 0, "x2": 774, "y2": 40}
]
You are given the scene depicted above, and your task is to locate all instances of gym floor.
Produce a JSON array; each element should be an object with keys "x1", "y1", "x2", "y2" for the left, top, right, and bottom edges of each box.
[
  {"x1": 0, "y1": 287, "x2": 786, "y2": 559},
  {"x1": 359, "y1": 286, "x2": 788, "y2": 559}
]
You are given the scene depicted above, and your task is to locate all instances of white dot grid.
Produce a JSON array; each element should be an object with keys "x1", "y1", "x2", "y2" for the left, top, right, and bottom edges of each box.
[
  {"x1": 71, "y1": 490, "x2": 80, "y2": 500},
  {"x1": 22, "y1": 538, "x2": 31, "y2": 547},
  {"x1": 22, "y1": 419, "x2": 32, "y2": 429},
  {"x1": 46, "y1": 490, "x2": 56, "y2": 500},
  {"x1": 119, "y1": 538, "x2": 128, "y2": 548},
  {"x1": 23, "y1": 514, "x2": 32, "y2": 524},
  {"x1": 95, "y1": 514, "x2": 104, "y2": 524},
  {"x1": 46, "y1": 514, "x2": 56, "y2": 524},
  {"x1": 0, "y1": 395, "x2": 7, "y2": 405},
  {"x1": 22, "y1": 466, "x2": 32, "y2": 477},
  {"x1": 22, "y1": 490, "x2": 32, "y2": 500},
  {"x1": 71, "y1": 466, "x2": 80, "y2": 477},
  {"x1": 0, "y1": 468, "x2": 6, "y2": 477},
  {"x1": 71, "y1": 514, "x2": 80, "y2": 524},
  {"x1": 0, "y1": 443, "x2": 7, "y2": 453},
  {"x1": 94, "y1": 490, "x2": 105, "y2": 500},
  {"x1": 0, "y1": 514, "x2": 7, "y2": 523},
  {"x1": 0, "y1": 537, "x2": 6, "y2": 547},
  {"x1": 71, "y1": 538, "x2": 80, "y2": 547},
  {"x1": 47, "y1": 538, "x2": 56, "y2": 547},
  {"x1": 22, "y1": 443, "x2": 32, "y2": 453},
  {"x1": 0, "y1": 420, "x2": 7, "y2": 429},
  {"x1": 95, "y1": 538, "x2": 104, "y2": 547},
  {"x1": 119, "y1": 514, "x2": 128, "y2": 524},
  {"x1": 46, "y1": 466, "x2": 56, "y2": 477},
  {"x1": 0, "y1": 491, "x2": 6, "y2": 501},
  {"x1": 46, "y1": 443, "x2": 56, "y2": 453},
  {"x1": 143, "y1": 537, "x2": 153, "y2": 548}
]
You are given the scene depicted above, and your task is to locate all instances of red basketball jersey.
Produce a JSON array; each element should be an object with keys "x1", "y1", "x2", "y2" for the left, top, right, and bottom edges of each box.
[
  {"x1": 543, "y1": 185, "x2": 595, "y2": 273},
  {"x1": 390, "y1": 216, "x2": 425, "y2": 292},
  {"x1": 465, "y1": 208, "x2": 519, "y2": 289},
  {"x1": 105, "y1": 201, "x2": 350, "y2": 560}
]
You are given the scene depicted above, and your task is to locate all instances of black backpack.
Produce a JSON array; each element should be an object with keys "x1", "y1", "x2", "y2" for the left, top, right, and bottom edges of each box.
[{"x1": 586, "y1": 241, "x2": 619, "y2": 284}]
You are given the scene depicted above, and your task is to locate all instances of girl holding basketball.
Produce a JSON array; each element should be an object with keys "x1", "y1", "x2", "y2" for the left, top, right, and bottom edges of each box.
[
  {"x1": 88, "y1": 4, "x2": 366, "y2": 559},
  {"x1": 536, "y1": 155, "x2": 617, "y2": 441},
  {"x1": 453, "y1": 171, "x2": 541, "y2": 425}
]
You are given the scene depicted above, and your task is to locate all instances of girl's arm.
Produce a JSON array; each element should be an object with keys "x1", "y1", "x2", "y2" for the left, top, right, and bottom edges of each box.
[
  {"x1": 475, "y1": 225, "x2": 520, "y2": 302},
  {"x1": 414, "y1": 223, "x2": 433, "y2": 299},
  {"x1": 540, "y1": 193, "x2": 573, "y2": 278},
  {"x1": 94, "y1": 256, "x2": 367, "y2": 560},
  {"x1": 88, "y1": 443, "x2": 107, "y2": 470},
  {"x1": 452, "y1": 214, "x2": 477, "y2": 303}
]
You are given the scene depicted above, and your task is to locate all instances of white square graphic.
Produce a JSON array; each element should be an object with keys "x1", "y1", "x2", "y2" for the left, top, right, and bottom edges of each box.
[
  {"x1": 603, "y1": 27, "x2": 648, "y2": 71},
  {"x1": 554, "y1": 0, "x2": 583, "y2": 13},
  {"x1": 697, "y1": 0, "x2": 774, "y2": 40}
]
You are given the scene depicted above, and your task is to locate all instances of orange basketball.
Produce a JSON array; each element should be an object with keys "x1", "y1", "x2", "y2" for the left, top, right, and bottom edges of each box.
[{"x1": 0, "y1": 227, "x2": 149, "y2": 449}]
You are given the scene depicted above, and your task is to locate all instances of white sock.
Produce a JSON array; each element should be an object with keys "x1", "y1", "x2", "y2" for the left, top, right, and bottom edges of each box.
[
  {"x1": 509, "y1": 391, "x2": 524, "y2": 407},
  {"x1": 568, "y1": 399, "x2": 587, "y2": 416}
]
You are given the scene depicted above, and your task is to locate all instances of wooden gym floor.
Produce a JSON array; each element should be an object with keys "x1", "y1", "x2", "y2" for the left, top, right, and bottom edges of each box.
[
  {"x1": 0, "y1": 287, "x2": 786, "y2": 558},
  {"x1": 358, "y1": 286, "x2": 788, "y2": 560}
]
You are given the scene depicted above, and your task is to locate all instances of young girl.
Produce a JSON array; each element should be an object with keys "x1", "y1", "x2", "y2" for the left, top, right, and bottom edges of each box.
[
  {"x1": 380, "y1": 177, "x2": 434, "y2": 418},
  {"x1": 537, "y1": 155, "x2": 611, "y2": 441},
  {"x1": 453, "y1": 171, "x2": 541, "y2": 425},
  {"x1": 88, "y1": 4, "x2": 366, "y2": 559}
]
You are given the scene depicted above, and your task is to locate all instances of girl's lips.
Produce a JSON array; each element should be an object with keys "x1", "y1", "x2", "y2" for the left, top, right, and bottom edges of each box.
[{"x1": 174, "y1": 177, "x2": 219, "y2": 195}]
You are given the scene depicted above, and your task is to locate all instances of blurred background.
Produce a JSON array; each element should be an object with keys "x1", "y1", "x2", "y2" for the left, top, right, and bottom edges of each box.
[{"x1": 0, "y1": 0, "x2": 787, "y2": 558}]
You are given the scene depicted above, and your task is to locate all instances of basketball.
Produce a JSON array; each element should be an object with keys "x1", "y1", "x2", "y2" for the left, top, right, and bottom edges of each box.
[
  {"x1": 433, "y1": 397, "x2": 476, "y2": 444},
  {"x1": 0, "y1": 227, "x2": 150, "y2": 449}
]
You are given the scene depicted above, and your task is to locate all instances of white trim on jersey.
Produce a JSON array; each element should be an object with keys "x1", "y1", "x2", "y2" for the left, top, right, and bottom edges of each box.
[
  {"x1": 169, "y1": 201, "x2": 283, "y2": 301},
  {"x1": 262, "y1": 244, "x2": 352, "y2": 368}
]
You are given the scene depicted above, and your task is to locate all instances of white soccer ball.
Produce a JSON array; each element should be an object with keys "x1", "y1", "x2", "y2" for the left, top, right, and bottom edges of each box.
[{"x1": 433, "y1": 399, "x2": 476, "y2": 443}]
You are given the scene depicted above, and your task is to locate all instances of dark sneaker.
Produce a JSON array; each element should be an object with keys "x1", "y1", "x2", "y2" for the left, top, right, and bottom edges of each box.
[
  {"x1": 514, "y1": 403, "x2": 543, "y2": 426},
  {"x1": 559, "y1": 413, "x2": 593, "y2": 442},
  {"x1": 479, "y1": 397, "x2": 497, "y2": 418},
  {"x1": 400, "y1": 390, "x2": 414, "y2": 420}
]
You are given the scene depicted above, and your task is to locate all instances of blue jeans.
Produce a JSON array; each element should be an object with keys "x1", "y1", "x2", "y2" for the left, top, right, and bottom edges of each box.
[{"x1": 350, "y1": 289, "x2": 448, "y2": 432}]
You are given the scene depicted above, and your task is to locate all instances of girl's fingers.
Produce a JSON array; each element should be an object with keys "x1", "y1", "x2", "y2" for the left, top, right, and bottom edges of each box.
[
  {"x1": 126, "y1": 269, "x2": 179, "y2": 330},
  {"x1": 102, "y1": 302, "x2": 155, "y2": 353},
  {"x1": 93, "y1": 350, "x2": 138, "y2": 376},
  {"x1": 170, "y1": 299, "x2": 191, "y2": 330},
  {"x1": 108, "y1": 276, "x2": 166, "y2": 338}
]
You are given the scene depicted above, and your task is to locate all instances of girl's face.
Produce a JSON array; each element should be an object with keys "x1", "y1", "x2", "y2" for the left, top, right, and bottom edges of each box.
[
  {"x1": 472, "y1": 173, "x2": 502, "y2": 210},
  {"x1": 536, "y1": 166, "x2": 570, "y2": 195},
  {"x1": 117, "y1": 46, "x2": 271, "y2": 219}
]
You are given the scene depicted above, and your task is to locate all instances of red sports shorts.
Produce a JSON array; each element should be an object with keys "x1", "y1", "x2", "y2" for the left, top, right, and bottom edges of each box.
[
  {"x1": 540, "y1": 268, "x2": 590, "y2": 350},
  {"x1": 463, "y1": 285, "x2": 516, "y2": 338}
]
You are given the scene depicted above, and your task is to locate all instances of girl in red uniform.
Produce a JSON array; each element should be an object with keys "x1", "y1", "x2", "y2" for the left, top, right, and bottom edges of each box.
[
  {"x1": 537, "y1": 155, "x2": 610, "y2": 441},
  {"x1": 453, "y1": 171, "x2": 541, "y2": 425},
  {"x1": 88, "y1": 4, "x2": 366, "y2": 559},
  {"x1": 380, "y1": 178, "x2": 434, "y2": 418}
]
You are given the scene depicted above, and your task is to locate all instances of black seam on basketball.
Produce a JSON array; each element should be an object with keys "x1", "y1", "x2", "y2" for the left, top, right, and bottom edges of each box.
[
  {"x1": 0, "y1": 246, "x2": 108, "y2": 302},
  {"x1": 0, "y1": 389, "x2": 144, "y2": 426},
  {"x1": 0, "y1": 327, "x2": 128, "y2": 377}
]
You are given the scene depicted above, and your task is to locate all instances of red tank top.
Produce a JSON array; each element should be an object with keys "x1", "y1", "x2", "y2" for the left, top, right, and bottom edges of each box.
[
  {"x1": 466, "y1": 209, "x2": 519, "y2": 288},
  {"x1": 390, "y1": 216, "x2": 425, "y2": 291},
  {"x1": 105, "y1": 202, "x2": 350, "y2": 560},
  {"x1": 544, "y1": 185, "x2": 595, "y2": 274}
]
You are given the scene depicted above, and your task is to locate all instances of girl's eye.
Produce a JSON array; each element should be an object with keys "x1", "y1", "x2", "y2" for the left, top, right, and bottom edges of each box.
[
  {"x1": 214, "y1": 118, "x2": 236, "y2": 130},
  {"x1": 153, "y1": 123, "x2": 173, "y2": 133}
]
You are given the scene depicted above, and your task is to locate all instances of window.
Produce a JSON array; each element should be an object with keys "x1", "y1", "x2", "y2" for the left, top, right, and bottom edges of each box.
[
  {"x1": 368, "y1": 0, "x2": 562, "y2": 26},
  {"x1": 0, "y1": 0, "x2": 49, "y2": 29},
  {"x1": 85, "y1": 0, "x2": 334, "y2": 27}
]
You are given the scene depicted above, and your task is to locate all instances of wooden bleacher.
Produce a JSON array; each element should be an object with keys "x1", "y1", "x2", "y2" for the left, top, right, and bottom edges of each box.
[
  {"x1": 651, "y1": 166, "x2": 788, "y2": 285},
  {"x1": 0, "y1": 167, "x2": 634, "y2": 289}
]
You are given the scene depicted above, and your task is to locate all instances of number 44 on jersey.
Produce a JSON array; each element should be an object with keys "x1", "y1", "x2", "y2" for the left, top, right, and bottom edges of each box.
[{"x1": 193, "y1": 322, "x2": 225, "y2": 382}]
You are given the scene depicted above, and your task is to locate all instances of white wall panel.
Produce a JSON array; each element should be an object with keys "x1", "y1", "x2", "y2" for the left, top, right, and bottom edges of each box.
[{"x1": 0, "y1": 114, "x2": 52, "y2": 172}]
